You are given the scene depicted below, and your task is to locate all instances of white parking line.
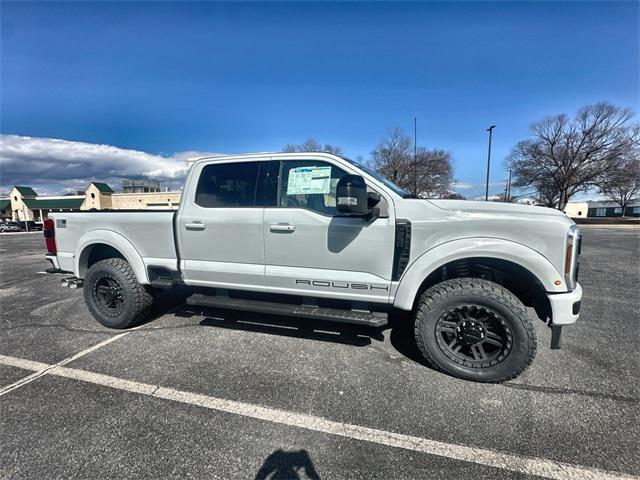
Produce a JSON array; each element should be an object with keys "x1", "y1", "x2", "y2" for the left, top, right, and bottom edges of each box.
[
  {"x1": 0, "y1": 332, "x2": 129, "y2": 397},
  {"x1": 0, "y1": 354, "x2": 636, "y2": 480}
]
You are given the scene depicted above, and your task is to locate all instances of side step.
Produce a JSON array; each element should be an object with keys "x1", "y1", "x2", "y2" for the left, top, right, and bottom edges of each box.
[{"x1": 186, "y1": 293, "x2": 388, "y2": 327}]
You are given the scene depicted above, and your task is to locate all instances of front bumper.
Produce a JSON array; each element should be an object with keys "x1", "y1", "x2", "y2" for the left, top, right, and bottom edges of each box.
[{"x1": 547, "y1": 282, "x2": 583, "y2": 326}]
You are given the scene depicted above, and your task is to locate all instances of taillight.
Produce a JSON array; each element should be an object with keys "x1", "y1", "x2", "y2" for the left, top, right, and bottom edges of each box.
[{"x1": 43, "y1": 218, "x2": 56, "y2": 255}]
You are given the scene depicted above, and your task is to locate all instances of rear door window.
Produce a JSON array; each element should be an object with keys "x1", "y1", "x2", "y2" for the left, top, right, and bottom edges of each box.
[{"x1": 195, "y1": 162, "x2": 260, "y2": 208}]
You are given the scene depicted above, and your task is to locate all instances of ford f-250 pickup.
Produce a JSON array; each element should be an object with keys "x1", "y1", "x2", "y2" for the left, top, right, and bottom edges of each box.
[{"x1": 43, "y1": 152, "x2": 582, "y2": 382}]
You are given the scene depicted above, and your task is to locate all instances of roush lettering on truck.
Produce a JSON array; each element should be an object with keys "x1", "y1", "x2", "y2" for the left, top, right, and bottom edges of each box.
[{"x1": 43, "y1": 152, "x2": 582, "y2": 383}]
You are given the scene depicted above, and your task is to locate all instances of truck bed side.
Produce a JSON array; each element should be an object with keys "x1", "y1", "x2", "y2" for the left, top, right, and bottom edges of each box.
[{"x1": 50, "y1": 211, "x2": 178, "y2": 283}]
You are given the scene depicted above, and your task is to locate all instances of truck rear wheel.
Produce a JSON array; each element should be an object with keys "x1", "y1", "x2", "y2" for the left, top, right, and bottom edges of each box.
[
  {"x1": 83, "y1": 258, "x2": 155, "y2": 329},
  {"x1": 414, "y1": 278, "x2": 536, "y2": 382}
]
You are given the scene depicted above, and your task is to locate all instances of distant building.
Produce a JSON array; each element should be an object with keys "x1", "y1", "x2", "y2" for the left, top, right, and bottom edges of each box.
[
  {"x1": 122, "y1": 179, "x2": 161, "y2": 193},
  {"x1": 564, "y1": 202, "x2": 588, "y2": 218},
  {"x1": 514, "y1": 197, "x2": 540, "y2": 206},
  {"x1": 85, "y1": 182, "x2": 114, "y2": 210},
  {"x1": 0, "y1": 182, "x2": 181, "y2": 223},
  {"x1": 0, "y1": 198, "x2": 13, "y2": 220},
  {"x1": 3, "y1": 186, "x2": 85, "y2": 222},
  {"x1": 110, "y1": 190, "x2": 181, "y2": 210},
  {"x1": 587, "y1": 199, "x2": 640, "y2": 218}
]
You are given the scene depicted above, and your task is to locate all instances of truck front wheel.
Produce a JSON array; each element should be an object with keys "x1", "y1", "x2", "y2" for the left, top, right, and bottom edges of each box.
[
  {"x1": 414, "y1": 278, "x2": 536, "y2": 382},
  {"x1": 83, "y1": 258, "x2": 155, "y2": 329}
]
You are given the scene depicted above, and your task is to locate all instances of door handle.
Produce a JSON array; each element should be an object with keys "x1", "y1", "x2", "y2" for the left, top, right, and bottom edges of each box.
[
  {"x1": 269, "y1": 223, "x2": 296, "y2": 233},
  {"x1": 185, "y1": 221, "x2": 206, "y2": 231}
]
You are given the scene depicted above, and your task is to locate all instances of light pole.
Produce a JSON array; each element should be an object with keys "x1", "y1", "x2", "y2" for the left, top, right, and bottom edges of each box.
[
  {"x1": 22, "y1": 204, "x2": 29, "y2": 231},
  {"x1": 414, "y1": 117, "x2": 418, "y2": 197},
  {"x1": 485, "y1": 125, "x2": 496, "y2": 201},
  {"x1": 506, "y1": 169, "x2": 512, "y2": 202}
]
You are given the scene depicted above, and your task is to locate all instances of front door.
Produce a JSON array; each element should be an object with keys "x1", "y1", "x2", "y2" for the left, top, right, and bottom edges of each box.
[
  {"x1": 263, "y1": 159, "x2": 396, "y2": 303},
  {"x1": 178, "y1": 160, "x2": 265, "y2": 291}
]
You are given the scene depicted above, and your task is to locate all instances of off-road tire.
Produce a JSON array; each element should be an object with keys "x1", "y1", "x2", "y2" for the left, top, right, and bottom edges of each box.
[
  {"x1": 83, "y1": 258, "x2": 155, "y2": 329},
  {"x1": 414, "y1": 278, "x2": 536, "y2": 382}
]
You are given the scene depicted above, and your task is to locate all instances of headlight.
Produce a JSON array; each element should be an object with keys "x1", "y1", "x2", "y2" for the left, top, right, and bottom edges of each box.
[{"x1": 564, "y1": 225, "x2": 581, "y2": 290}]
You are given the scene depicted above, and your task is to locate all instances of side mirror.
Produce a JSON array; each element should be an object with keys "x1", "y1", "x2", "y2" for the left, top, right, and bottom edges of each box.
[
  {"x1": 367, "y1": 192, "x2": 381, "y2": 208},
  {"x1": 336, "y1": 174, "x2": 369, "y2": 216}
]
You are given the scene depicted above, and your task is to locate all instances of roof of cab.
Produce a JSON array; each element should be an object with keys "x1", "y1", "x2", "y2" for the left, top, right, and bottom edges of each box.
[{"x1": 190, "y1": 151, "x2": 345, "y2": 167}]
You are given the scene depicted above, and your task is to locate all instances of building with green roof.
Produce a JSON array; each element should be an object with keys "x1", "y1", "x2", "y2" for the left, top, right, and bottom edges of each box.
[
  {"x1": 13, "y1": 186, "x2": 38, "y2": 197},
  {"x1": 9, "y1": 185, "x2": 86, "y2": 223},
  {"x1": 23, "y1": 197, "x2": 86, "y2": 209},
  {"x1": 0, "y1": 199, "x2": 11, "y2": 220},
  {"x1": 90, "y1": 182, "x2": 114, "y2": 193},
  {"x1": 5, "y1": 180, "x2": 180, "y2": 224}
]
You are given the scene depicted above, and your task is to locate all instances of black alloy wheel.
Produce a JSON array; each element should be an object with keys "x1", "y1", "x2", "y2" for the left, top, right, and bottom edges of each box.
[
  {"x1": 435, "y1": 304, "x2": 512, "y2": 368},
  {"x1": 93, "y1": 275, "x2": 126, "y2": 317}
]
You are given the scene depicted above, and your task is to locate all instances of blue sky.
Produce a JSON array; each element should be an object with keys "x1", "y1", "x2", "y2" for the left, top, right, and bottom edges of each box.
[{"x1": 1, "y1": 1, "x2": 638, "y2": 198}]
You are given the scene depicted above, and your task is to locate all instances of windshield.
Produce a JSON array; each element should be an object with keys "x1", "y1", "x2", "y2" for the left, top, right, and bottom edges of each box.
[{"x1": 342, "y1": 157, "x2": 410, "y2": 198}]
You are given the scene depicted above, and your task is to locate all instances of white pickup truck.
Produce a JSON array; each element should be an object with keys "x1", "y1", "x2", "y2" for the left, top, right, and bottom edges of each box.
[{"x1": 44, "y1": 152, "x2": 582, "y2": 382}]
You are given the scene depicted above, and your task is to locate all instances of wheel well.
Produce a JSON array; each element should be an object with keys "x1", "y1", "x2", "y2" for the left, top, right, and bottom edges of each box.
[
  {"x1": 79, "y1": 243, "x2": 126, "y2": 278},
  {"x1": 415, "y1": 257, "x2": 552, "y2": 324}
]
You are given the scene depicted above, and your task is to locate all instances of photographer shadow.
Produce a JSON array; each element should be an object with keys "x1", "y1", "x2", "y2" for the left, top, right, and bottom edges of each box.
[{"x1": 255, "y1": 449, "x2": 321, "y2": 480}]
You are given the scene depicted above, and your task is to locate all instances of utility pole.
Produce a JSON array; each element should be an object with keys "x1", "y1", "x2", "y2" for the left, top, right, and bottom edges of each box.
[
  {"x1": 503, "y1": 169, "x2": 512, "y2": 202},
  {"x1": 22, "y1": 205, "x2": 29, "y2": 231},
  {"x1": 485, "y1": 125, "x2": 496, "y2": 201},
  {"x1": 414, "y1": 117, "x2": 418, "y2": 197}
]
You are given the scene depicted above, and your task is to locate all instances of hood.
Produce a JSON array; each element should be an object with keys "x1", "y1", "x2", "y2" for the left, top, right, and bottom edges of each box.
[{"x1": 427, "y1": 199, "x2": 569, "y2": 218}]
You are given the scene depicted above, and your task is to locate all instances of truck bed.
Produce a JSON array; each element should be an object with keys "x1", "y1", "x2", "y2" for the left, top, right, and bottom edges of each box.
[{"x1": 50, "y1": 210, "x2": 178, "y2": 277}]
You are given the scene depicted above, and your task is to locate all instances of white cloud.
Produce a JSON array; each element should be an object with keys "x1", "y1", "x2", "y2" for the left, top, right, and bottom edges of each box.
[
  {"x1": 472, "y1": 194, "x2": 502, "y2": 201},
  {"x1": 452, "y1": 180, "x2": 507, "y2": 191},
  {"x1": 0, "y1": 134, "x2": 223, "y2": 193},
  {"x1": 451, "y1": 182, "x2": 474, "y2": 190}
]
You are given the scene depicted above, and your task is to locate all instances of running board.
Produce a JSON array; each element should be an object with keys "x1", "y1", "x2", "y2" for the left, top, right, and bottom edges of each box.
[{"x1": 186, "y1": 293, "x2": 388, "y2": 327}]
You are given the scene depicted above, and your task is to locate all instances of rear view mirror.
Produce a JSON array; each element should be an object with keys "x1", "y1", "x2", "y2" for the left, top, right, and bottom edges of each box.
[{"x1": 336, "y1": 174, "x2": 369, "y2": 216}]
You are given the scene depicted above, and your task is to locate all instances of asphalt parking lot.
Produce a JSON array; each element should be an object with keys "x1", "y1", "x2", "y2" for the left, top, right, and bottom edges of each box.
[{"x1": 1, "y1": 228, "x2": 639, "y2": 480}]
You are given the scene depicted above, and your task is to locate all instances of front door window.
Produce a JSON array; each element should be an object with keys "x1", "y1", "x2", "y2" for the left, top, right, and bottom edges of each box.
[{"x1": 278, "y1": 160, "x2": 348, "y2": 216}]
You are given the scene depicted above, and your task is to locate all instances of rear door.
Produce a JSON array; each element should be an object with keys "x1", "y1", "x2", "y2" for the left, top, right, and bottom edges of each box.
[{"x1": 178, "y1": 160, "x2": 266, "y2": 290}]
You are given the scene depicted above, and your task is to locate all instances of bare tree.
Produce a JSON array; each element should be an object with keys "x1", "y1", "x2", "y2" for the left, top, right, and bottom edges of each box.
[
  {"x1": 491, "y1": 192, "x2": 518, "y2": 203},
  {"x1": 595, "y1": 149, "x2": 640, "y2": 215},
  {"x1": 371, "y1": 128, "x2": 453, "y2": 197},
  {"x1": 506, "y1": 103, "x2": 640, "y2": 210},
  {"x1": 535, "y1": 182, "x2": 562, "y2": 208},
  {"x1": 283, "y1": 144, "x2": 298, "y2": 153},
  {"x1": 283, "y1": 138, "x2": 343, "y2": 156},
  {"x1": 371, "y1": 128, "x2": 413, "y2": 186},
  {"x1": 413, "y1": 148, "x2": 454, "y2": 198},
  {"x1": 441, "y1": 191, "x2": 466, "y2": 200}
]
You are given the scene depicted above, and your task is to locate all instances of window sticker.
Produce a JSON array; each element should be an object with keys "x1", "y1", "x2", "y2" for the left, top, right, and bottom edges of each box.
[{"x1": 287, "y1": 166, "x2": 332, "y2": 195}]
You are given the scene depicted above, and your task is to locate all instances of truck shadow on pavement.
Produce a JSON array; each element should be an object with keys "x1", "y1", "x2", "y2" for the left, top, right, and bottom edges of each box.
[
  {"x1": 173, "y1": 302, "x2": 428, "y2": 367},
  {"x1": 193, "y1": 308, "x2": 380, "y2": 347},
  {"x1": 148, "y1": 285, "x2": 428, "y2": 368},
  {"x1": 254, "y1": 449, "x2": 321, "y2": 480}
]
